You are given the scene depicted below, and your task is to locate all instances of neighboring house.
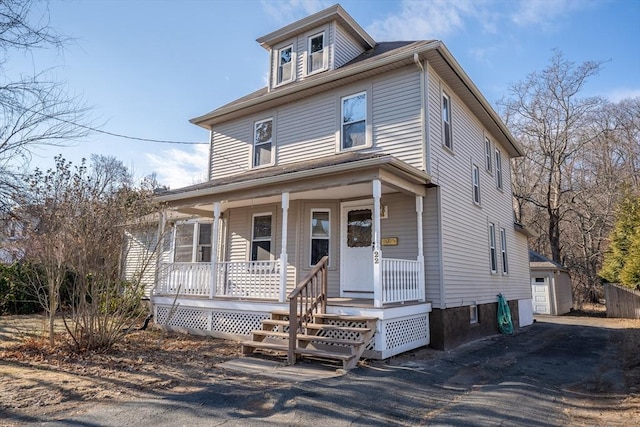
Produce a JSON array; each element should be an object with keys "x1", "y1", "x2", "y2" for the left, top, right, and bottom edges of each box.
[
  {"x1": 529, "y1": 250, "x2": 573, "y2": 315},
  {"x1": 135, "y1": 4, "x2": 533, "y2": 363},
  {"x1": 0, "y1": 215, "x2": 26, "y2": 264}
]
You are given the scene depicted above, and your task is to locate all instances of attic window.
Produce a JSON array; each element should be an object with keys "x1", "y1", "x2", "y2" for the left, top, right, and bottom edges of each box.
[
  {"x1": 308, "y1": 32, "x2": 326, "y2": 74},
  {"x1": 278, "y1": 45, "x2": 293, "y2": 84}
]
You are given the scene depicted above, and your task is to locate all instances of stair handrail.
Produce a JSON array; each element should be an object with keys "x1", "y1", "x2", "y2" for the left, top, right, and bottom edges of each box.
[{"x1": 287, "y1": 256, "x2": 328, "y2": 365}]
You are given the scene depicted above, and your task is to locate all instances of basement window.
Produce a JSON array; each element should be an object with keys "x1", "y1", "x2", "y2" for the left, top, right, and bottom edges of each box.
[{"x1": 470, "y1": 305, "x2": 478, "y2": 324}]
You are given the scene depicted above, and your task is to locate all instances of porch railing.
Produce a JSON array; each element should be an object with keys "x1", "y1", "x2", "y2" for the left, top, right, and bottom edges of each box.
[
  {"x1": 157, "y1": 262, "x2": 211, "y2": 296},
  {"x1": 288, "y1": 256, "x2": 328, "y2": 365},
  {"x1": 382, "y1": 258, "x2": 424, "y2": 304},
  {"x1": 216, "y1": 260, "x2": 281, "y2": 300}
]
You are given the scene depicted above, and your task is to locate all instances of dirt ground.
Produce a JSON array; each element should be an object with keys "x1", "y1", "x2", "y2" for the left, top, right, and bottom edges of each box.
[{"x1": 1, "y1": 308, "x2": 638, "y2": 425}]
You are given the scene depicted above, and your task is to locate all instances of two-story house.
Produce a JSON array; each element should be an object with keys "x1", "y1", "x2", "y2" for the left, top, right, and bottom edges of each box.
[{"x1": 129, "y1": 4, "x2": 533, "y2": 367}]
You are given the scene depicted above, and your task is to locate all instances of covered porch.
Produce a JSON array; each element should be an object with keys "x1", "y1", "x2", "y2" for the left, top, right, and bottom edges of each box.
[{"x1": 150, "y1": 153, "x2": 433, "y2": 359}]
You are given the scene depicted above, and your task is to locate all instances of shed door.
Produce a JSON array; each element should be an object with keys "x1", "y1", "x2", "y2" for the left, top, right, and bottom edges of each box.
[{"x1": 531, "y1": 277, "x2": 550, "y2": 314}]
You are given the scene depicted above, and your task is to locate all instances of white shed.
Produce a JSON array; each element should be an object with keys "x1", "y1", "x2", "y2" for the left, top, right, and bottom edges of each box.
[{"x1": 529, "y1": 251, "x2": 573, "y2": 315}]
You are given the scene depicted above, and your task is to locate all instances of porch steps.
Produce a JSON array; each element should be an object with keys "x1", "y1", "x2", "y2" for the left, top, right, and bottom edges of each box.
[{"x1": 241, "y1": 311, "x2": 377, "y2": 370}]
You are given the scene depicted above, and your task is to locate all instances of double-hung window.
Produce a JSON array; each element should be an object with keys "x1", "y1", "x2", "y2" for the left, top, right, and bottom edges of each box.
[
  {"x1": 341, "y1": 92, "x2": 366, "y2": 150},
  {"x1": 310, "y1": 210, "x2": 330, "y2": 266},
  {"x1": 308, "y1": 32, "x2": 326, "y2": 74},
  {"x1": 489, "y1": 223, "x2": 497, "y2": 273},
  {"x1": 495, "y1": 148, "x2": 503, "y2": 190},
  {"x1": 485, "y1": 137, "x2": 492, "y2": 172},
  {"x1": 472, "y1": 164, "x2": 481, "y2": 205},
  {"x1": 442, "y1": 92, "x2": 452, "y2": 150},
  {"x1": 174, "y1": 222, "x2": 212, "y2": 263},
  {"x1": 251, "y1": 214, "x2": 272, "y2": 261},
  {"x1": 500, "y1": 228, "x2": 508, "y2": 274},
  {"x1": 253, "y1": 118, "x2": 273, "y2": 167},
  {"x1": 277, "y1": 45, "x2": 293, "y2": 84}
]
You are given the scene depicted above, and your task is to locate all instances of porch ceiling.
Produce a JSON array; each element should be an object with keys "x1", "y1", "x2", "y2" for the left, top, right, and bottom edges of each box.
[{"x1": 158, "y1": 153, "x2": 431, "y2": 212}]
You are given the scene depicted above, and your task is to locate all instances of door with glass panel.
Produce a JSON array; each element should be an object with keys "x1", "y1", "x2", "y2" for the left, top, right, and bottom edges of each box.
[{"x1": 340, "y1": 203, "x2": 373, "y2": 295}]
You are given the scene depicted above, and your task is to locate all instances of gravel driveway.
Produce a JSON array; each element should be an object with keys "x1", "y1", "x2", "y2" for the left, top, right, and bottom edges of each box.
[{"x1": 15, "y1": 315, "x2": 640, "y2": 426}]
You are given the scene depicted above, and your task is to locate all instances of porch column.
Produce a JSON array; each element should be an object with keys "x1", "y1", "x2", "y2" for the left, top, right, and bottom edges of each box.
[
  {"x1": 279, "y1": 192, "x2": 289, "y2": 302},
  {"x1": 416, "y1": 195, "x2": 426, "y2": 302},
  {"x1": 210, "y1": 202, "x2": 221, "y2": 299},
  {"x1": 154, "y1": 210, "x2": 166, "y2": 295},
  {"x1": 373, "y1": 180, "x2": 382, "y2": 308}
]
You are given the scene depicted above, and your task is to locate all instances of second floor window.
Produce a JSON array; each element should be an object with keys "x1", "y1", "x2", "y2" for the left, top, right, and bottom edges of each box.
[
  {"x1": 341, "y1": 92, "x2": 366, "y2": 150},
  {"x1": 278, "y1": 45, "x2": 293, "y2": 84},
  {"x1": 495, "y1": 148, "x2": 503, "y2": 190},
  {"x1": 442, "y1": 92, "x2": 452, "y2": 150},
  {"x1": 472, "y1": 164, "x2": 481, "y2": 205},
  {"x1": 485, "y1": 137, "x2": 492, "y2": 172},
  {"x1": 253, "y1": 118, "x2": 273, "y2": 167},
  {"x1": 308, "y1": 32, "x2": 326, "y2": 74}
]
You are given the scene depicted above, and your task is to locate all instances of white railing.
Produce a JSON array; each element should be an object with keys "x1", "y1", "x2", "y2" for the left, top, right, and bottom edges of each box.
[
  {"x1": 382, "y1": 258, "x2": 424, "y2": 304},
  {"x1": 216, "y1": 260, "x2": 281, "y2": 300},
  {"x1": 157, "y1": 262, "x2": 211, "y2": 296}
]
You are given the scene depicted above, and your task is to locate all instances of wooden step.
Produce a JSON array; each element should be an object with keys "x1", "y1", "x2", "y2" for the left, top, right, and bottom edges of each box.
[
  {"x1": 262, "y1": 319, "x2": 289, "y2": 327},
  {"x1": 241, "y1": 340, "x2": 288, "y2": 354},
  {"x1": 304, "y1": 323, "x2": 371, "y2": 333},
  {"x1": 297, "y1": 334, "x2": 364, "y2": 346},
  {"x1": 313, "y1": 313, "x2": 378, "y2": 322},
  {"x1": 294, "y1": 347, "x2": 355, "y2": 362},
  {"x1": 252, "y1": 330, "x2": 289, "y2": 339}
]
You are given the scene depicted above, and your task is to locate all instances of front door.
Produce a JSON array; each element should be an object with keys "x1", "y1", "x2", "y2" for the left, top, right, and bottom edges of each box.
[{"x1": 341, "y1": 203, "x2": 373, "y2": 295}]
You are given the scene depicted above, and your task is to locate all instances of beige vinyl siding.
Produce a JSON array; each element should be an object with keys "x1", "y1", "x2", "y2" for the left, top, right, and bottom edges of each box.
[
  {"x1": 122, "y1": 227, "x2": 158, "y2": 297},
  {"x1": 277, "y1": 93, "x2": 336, "y2": 163},
  {"x1": 334, "y1": 23, "x2": 365, "y2": 68},
  {"x1": 372, "y1": 68, "x2": 423, "y2": 169},
  {"x1": 378, "y1": 193, "x2": 418, "y2": 260},
  {"x1": 210, "y1": 119, "x2": 251, "y2": 180},
  {"x1": 295, "y1": 34, "x2": 305, "y2": 82},
  {"x1": 424, "y1": 186, "x2": 442, "y2": 307},
  {"x1": 426, "y1": 64, "x2": 530, "y2": 308}
]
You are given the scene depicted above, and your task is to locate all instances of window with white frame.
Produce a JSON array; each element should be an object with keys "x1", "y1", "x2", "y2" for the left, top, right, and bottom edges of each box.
[
  {"x1": 173, "y1": 222, "x2": 212, "y2": 263},
  {"x1": 308, "y1": 32, "x2": 326, "y2": 74},
  {"x1": 341, "y1": 92, "x2": 366, "y2": 150},
  {"x1": 495, "y1": 148, "x2": 503, "y2": 190},
  {"x1": 472, "y1": 164, "x2": 481, "y2": 205},
  {"x1": 442, "y1": 92, "x2": 452, "y2": 150},
  {"x1": 310, "y1": 210, "x2": 330, "y2": 266},
  {"x1": 485, "y1": 137, "x2": 492, "y2": 172},
  {"x1": 251, "y1": 214, "x2": 272, "y2": 261},
  {"x1": 277, "y1": 45, "x2": 293, "y2": 84},
  {"x1": 489, "y1": 222, "x2": 497, "y2": 273},
  {"x1": 253, "y1": 118, "x2": 273, "y2": 167},
  {"x1": 500, "y1": 228, "x2": 508, "y2": 274}
]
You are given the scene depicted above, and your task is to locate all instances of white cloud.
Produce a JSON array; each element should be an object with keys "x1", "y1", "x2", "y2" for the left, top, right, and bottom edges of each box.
[
  {"x1": 606, "y1": 88, "x2": 640, "y2": 103},
  {"x1": 510, "y1": 0, "x2": 591, "y2": 29},
  {"x1": 366, "y1": 0, "x2": 478, "y2": 41},
  {"x1": 145, "y1": 144, "x2": 209, "y2": 189},
  {"x1": 261, "y1": 0, "x2": 332, "y2": 24}
]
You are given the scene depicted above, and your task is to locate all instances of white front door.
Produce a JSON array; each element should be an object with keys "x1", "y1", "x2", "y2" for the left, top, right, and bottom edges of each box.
[
  {"x1": 341, "y1": 202, "x2": 374, "y2": 295},
  {"x1": 531, "y1": 276, "x2": 550, "y2": 314}
]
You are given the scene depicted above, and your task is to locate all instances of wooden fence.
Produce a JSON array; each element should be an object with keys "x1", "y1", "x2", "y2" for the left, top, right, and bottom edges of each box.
[{"x1": 604, "y1": 283, "x2": 640, "y2": 319}]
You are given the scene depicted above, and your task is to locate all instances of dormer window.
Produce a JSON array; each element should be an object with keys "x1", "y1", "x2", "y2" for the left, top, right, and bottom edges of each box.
[
  {"x1": 278, "y1": 45, "x2": 293, "y2": 84},
  {"x1": 308, "y1": 32, "x2": 326, "y2": 74}
]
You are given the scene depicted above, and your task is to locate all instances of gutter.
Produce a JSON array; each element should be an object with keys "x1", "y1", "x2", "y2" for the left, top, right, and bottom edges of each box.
[{"x1": 156, "y1": 156, "x2": 431, "y2": 203}]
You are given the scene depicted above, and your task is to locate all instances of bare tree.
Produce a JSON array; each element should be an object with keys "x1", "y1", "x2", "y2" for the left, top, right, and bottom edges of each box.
[
  {"x1": 500, "y1": 51, "x2": 606, "y2": 262},
  {"x1": 0, "y1": 0, "x2": 90, "y2": 215},
  {"x1": 19, "y1": 155, "x2": 161, "y2": 349}
]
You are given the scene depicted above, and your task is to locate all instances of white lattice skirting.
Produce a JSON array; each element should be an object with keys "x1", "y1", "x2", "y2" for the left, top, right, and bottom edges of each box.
[{"x1": 155, "y1": 305, "x2": 269, "y2": 340}]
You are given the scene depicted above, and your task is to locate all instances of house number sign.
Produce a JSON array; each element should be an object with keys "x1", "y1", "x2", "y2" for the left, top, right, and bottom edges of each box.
[{"x1": 373, "y1": 250, "x2": 380, "y2": 264}]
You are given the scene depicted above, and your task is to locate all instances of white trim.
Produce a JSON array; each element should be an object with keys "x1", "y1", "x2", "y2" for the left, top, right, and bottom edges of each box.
[
  {"x1": 210, "y1": 202, "x2": 221, "y2": 298},
  {"x1": 309, "y1": 208, "x2": 331, "y2": 267},
  {"x1": 307, "y1": 31, "x2": 327, "y2": 75},
  {"x1": 279, "y1": 193, "x2": 289, "y2": 302},
  {"x1": 373, "y1": 180, "x2": 382, "y2": 308},
  {"x1": 252, "y1": 117, "x2": 275, "y2": 168}
]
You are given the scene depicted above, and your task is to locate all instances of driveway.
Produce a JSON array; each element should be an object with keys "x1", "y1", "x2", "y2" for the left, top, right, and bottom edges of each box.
[{"x1": 25, "y1": 316, "x2": 640, "y2": 425}]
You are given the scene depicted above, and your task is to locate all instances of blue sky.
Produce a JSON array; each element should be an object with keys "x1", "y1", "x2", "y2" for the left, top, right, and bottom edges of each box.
[{"x1": 12, "y1": 0, "x2": 640, "y2": 188}]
